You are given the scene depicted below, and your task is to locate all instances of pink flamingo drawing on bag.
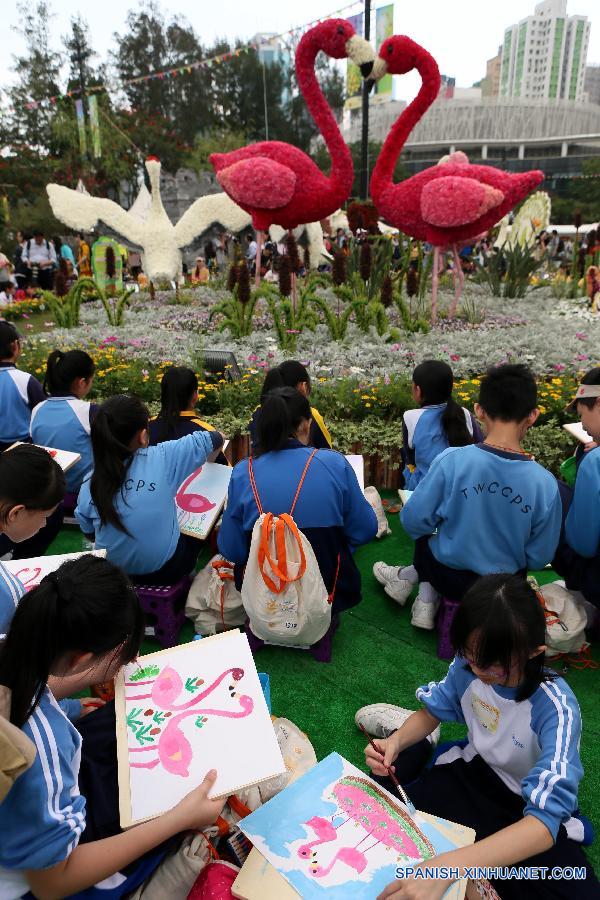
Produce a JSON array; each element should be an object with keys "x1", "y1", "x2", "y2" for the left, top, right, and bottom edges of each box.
[
  {"x1": 297, "y1": 776, "x2": 435, "y2": 877},
  {"x1": 125, "y1": 666, "x2": 253, "y2": 776}
]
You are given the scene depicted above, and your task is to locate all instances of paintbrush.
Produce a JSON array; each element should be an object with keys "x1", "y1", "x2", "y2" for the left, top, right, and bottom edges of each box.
[{"x1": 358, "y1": 722, "x2": 416, "y2": 814}]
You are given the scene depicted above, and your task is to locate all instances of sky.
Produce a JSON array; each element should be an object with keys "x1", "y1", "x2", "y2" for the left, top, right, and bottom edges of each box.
[{"x1": 2, "y1": 0, "x2": 599, "y2": 104}]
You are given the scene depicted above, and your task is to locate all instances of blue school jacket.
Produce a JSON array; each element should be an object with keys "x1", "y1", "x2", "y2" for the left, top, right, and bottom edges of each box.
[
  {"x1": 417, "y1": 657, "x2": 584, "y2": 842},
  {"x1": 565, "y1": 446, "x2": 600, "y2": 559},
  {"x1": 402, "y1": 403, "x2": 483, "y2": 490},
  {"x1": 75, "y1": 430, "x2": 222, "y2": 575},
  {"x1": 401, "y1": 444, "x2": 562, "y2": 574},
  {"x1": 0, "y1": 363, "x2": 45, "y2": 444},
  {"x1": 149, "y1": 411, "x2": 229, "y2": 466},
  {"x1": 30, "y1": 395, "x2": 99, "y2": 493},
  {"x1": 248, "y1": 405, "x2": 332, "y2": 453},
  {"x1": 218, "y1": 440, "x2": 377, "y2": 613},
  {"x1": 0, "y1": 561, "x2": 24, "y2": 640}
]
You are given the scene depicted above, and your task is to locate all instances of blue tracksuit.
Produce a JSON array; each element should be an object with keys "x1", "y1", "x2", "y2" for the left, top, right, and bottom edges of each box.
[
  {"x1": 0, "y1": 362, "x2": 45, "y2": 446},
  {"x1": 401, "y1": 444, "x2": 562, "y2": 575},
  {"x1": 417, "y1": 657, "x2": 585, "y2": 842},
  {"x1": 75, "y1": 430, "x2": 222, "y2": 575},
  {"x1": 218, "y1": 440, "x2": 377, "y2": 612},
  {"x1": 0, "y1": 561, "x2": 24, "y2": 640},
  {"x1": 30, "y1": 394, "x2": 99, "y2": 493},
  {"x1": 402, "y1": 403, "x2": 483, "y2": 490},
  {"x1": 565, "y1": 447, "x2": 600, "y2": 559}
]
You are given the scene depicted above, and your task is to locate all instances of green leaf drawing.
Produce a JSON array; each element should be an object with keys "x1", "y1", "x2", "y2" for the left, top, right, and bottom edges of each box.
[
  {"x1": 185, "y1": 676, "x2": 201, "y2": 693},
  {"x1": 195, "y1": 716, "x2": 208, "y2": 729},
  {"x1": 126, "y1": 708, "x2": 143, "y2": 731},
  {"x1": 135, "y1": 725, "x2": 155, "y2": 745},
  {"x1": 152, "y1": 710, "x2": 166, "y2": 726},
  {"x1": 129, "y1": 664, "x2": 160, "y2": 682}
]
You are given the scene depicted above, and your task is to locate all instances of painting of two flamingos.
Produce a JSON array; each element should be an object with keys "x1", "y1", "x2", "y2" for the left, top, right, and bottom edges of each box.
[
  {"x1": 116, "y1": 631, "x2": 285, "y2": 826},
  {"x1": 241, "y1": 752, "x2": 471, "y2": 899}
]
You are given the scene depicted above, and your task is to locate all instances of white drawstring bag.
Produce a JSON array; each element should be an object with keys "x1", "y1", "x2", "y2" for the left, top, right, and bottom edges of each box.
[
  {"x1": 365, "y1": 486, "x2": 391, "y2": 538},
  {"x1": 185, "y1": 555, "x2": 245, "y2": 636},
  {"x1": 538, "y1": 580, "x2": 588, "y2": 657},
  {"x1": 241, "y1": 450, "x2": 335, "y2": 648}
]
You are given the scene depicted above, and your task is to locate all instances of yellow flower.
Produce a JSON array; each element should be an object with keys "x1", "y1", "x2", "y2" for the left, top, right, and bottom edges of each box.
[{"x1": 365, "y1": 402, "x2": 372, "y2": 408}]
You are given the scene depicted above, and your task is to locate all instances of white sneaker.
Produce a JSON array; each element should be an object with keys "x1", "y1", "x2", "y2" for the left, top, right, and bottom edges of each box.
[
  {"x1": 355, "y1": 703, "x2": 440, "y2": 746},
  {"x1": 411, "y1": 596, "x2": 440, "y2": 630},
  {"x1": 372, "y1": 561, "x2": 414, "y2": 606}
]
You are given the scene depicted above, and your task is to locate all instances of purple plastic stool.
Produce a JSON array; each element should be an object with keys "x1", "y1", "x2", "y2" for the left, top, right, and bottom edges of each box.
[
  {"x1": 245, "y1": 614, "x2": 340, "y2": 664},
  {"x1": 436, "y1": 597, "x2": 460, "y2": 661},
  {"x1": 135, "y1": 576, "x2": 191, "y2": 648},
  {"x1": 62, "y1": 491, "x2": 78, "y2": 516}
]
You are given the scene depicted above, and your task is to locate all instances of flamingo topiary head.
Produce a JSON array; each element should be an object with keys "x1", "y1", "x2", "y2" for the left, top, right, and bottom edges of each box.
[
  {"x1": 371, "y1": 35, "x2": 425, "y2": 79},
  {"x1": 310, "y1": 18, "x2": 374, "y2": 73}
]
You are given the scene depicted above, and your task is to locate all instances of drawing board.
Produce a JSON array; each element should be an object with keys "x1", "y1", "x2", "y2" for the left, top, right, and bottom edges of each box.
[
  {"x1": 239, "y1": 752, "x2": 474, "y2": 899},
  {"x1": 4, "y1": 550, "x2": 106, "y2": 591},
  {"x1": 7, "y1": 441, "x2": 81, "y2": 472},
  {"x1": 115, "y1": 630, "x2": 286, "y2": 827},
  {"x1": 346, "y1": 455, "x2": 365, "y2": 493},
  {"x1": 176, "y1": 461, "x2": 232, "y2": 540},
  {"x1": 398, "y1": 489, "x2": 413, "y2": 508},
  {"x1": 563, "y1": 422, "x2": 593, "y2": 444}
]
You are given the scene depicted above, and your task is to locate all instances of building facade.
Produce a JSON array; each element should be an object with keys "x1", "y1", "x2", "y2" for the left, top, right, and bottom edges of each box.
[
  {"x1": 585, "y1": 65, "x2": 600, "y2": 104},
  {"x1": 499, "y1": 0, "x2": 590, "y2": 101}
]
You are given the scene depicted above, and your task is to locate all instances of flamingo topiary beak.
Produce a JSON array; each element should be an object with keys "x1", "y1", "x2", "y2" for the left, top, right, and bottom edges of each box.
[
  {"x1": 369, "y1": 57, "x2": 389, "y2": 82},
  {"x1": 346, "y1": 34, "x2": 375, "y2": 72}
]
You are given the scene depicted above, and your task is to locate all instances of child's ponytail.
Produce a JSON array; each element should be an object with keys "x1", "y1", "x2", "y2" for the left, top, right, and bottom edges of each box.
[
  {"x1": 441, "y1": 396, "x2": 473, "y2": 447},
  {"x1": 257, "y1": 387, "x2": 311, "y2": 455},
  {"x1": 413, "y1": 359, "x2": 472, "y2": 447},
  {"x1": 44, "y1": 348, "x2": 95, "y2": 394},
  {"x1": 0, "y1": 555, "x2": 143, "y2": 727},
  {"x1": 90, "y1": 395, "x2": 149, "y2": 534}
]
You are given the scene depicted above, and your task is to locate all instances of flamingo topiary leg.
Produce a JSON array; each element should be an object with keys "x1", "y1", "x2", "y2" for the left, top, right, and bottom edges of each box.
[
  {"x1": 431, "y1": 246, "x2": 440, "y2": 324},
  {"x1": 449, "y1": 244, "x2": 464, "y2": 318},
  {"x1": 255, "y1": 230, "x2": 263, "y2": 286}
]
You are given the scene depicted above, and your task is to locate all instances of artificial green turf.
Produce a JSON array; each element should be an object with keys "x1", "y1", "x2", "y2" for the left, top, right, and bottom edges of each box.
[{"x1": 48, "y1": 504, "x2": 600, "y2": 868}]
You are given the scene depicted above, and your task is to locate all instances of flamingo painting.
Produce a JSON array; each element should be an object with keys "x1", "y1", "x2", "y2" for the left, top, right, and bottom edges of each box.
[
  {"x1": 369, "y1": 36, "x2": 544, "y2": 321},
  {"x1": 176, "y1": 469, "x2": 217, "y2": 516},
  {"x1": 210, "y1": 19, "x2": 375, "y2": 280}
]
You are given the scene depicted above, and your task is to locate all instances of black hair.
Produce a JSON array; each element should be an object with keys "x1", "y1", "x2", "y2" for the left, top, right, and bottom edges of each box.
[
  {"x1": 0, "y1": 443, "x2": 65, "y2": 524},
  {"x1": 412, "y1": 360, "x2": 472, "y2": 447},
  {"x1": 53, "y1": 236, "x2": 62, "y2": 252},
  {"x1": 478, "y1": 363, "x2": 537, "y2": 422},
  {"x1": 260, "y1": 360, "x2": 311, "y2": 401},
  {"x1": 0, "y1": 321, "x2": 21, "y2": 359},
  {"x1": 576, "y1": 367, "x2": 600, "y2": 411},
  {"x1": 90, "y1": 395, "x2": 149, "y2": 534},
  {"x1": 0, "y1": 555, "x2": 143, "y2": 727},
  {"x1": 451, "y1": 574, "x2": 552, "y2": 701},
  {"x1": 257, "y1": 387, "x2": 312, "y2": 455},
  {"x1": 155, "y1": 366, "x2": 198, "y2": 441},
  {"x1": 44, "y1": 349, "x2": 95, "y2": 394}
]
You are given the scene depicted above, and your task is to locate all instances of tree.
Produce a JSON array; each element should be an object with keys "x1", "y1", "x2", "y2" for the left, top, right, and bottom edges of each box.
[
  {"x1": 549, "y1": 159, "x2": 600, "y2": 224},
  {"x1": 4, "y1": 1, "x2": 61, "y2": 153}
]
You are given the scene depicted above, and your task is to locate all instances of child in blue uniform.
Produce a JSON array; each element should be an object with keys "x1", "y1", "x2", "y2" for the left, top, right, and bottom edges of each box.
[
  {"x1": 248, "y1": 360, "x2": 332, "y2": 453},
  {"x1": 376, "y1": 364, "x2": 561, "y2": 629},
  {"x1": 400, "y1": 360, "x2": 482, "y2": 490},
  {"x1": 30, "y1": 349, "x2": 97, "y2": 493},
  {"x1": 76, "y1": 395, "x2": 223, "y2": 583},
  {"x1": 0, "y1": 554, "x2": 226, "y2": 899},
  {"x1": 0, "y1": 444, "x2": 65, "y2": 637},
  {"x1": 149, "y1": 365, "x2": 228, "y2": 465},
  {"x1": 358, "y1": 574, "x2": 598, "y2": 900},
  {"x1": 375, "y1": 360, "x2": 482, "y2": 626},
  {"x1": 219, "y1": 387, "x2": 377, "y2": 616},
  {"x1": 0, "y1": 321, "x2": 45, "y2": 451},
  {"x1": 553, "y1": 368, "x2": 600, "y2": 609}
]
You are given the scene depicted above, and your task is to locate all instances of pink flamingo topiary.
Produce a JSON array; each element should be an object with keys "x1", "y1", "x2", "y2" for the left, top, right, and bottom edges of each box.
[
  {"x1": 369, "y1": 36, "x2": 544, "y2": 322},
  {"x1": 210, "y1": 19, "x2": 374, "y2": 282}
]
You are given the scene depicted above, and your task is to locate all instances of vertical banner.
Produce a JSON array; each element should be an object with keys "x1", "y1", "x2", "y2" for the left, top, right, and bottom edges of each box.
[
  {"x1": 375, "y1": 4, "x2": 394, "y2": 97},
  {"x1": 74, "y1": 98, "x2": 87, "y2": 157},
  {"x1": 345, "y1": 12, "x2": 364, "y2": 110},
  {"x1": 88, "y1": 95, "x2": 102, "y2": 159}
]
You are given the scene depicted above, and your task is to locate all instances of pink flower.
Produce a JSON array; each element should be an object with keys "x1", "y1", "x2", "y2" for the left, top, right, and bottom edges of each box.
[
  {"x1": 384, "y1": 373, "x2": 391, "y2": 385},
  {"x1": 391, "y1": 343, "x2": 401, "y2": 351},
  {"x1": 575, "y1": 354, "x2": 589, "y2": 361},
  {"x1": 450, "y1": 354, "x2": 460, "y2": 362},
  {"x1": 25, "y1": 323, "x2": 33, "y2": 329},
  {"x1": 553, "y1": 364, "x2": 566, "y2": 372},
  {"x1": 22, "y1": 313, "x2": 30, "y2": 319},
  {"x1": 247, "y1": 354, "x2": 257, "y2": 362},
  {"x1": 575, "y1": 332, "x2": 587, "y2": 340},
  {"x1": 141, "y1": 369, "x2": 149, "y2": 377}
]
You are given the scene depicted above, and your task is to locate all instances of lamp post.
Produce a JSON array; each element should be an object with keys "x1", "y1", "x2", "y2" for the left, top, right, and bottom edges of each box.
[{"x1": 360, "y1": 0, "x2": 371, "y2": 199}]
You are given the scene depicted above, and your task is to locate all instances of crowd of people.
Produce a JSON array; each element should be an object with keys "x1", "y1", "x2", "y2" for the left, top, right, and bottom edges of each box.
[{"x1": 0, "y1": 307, "x2": 599, "y2": 895}]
